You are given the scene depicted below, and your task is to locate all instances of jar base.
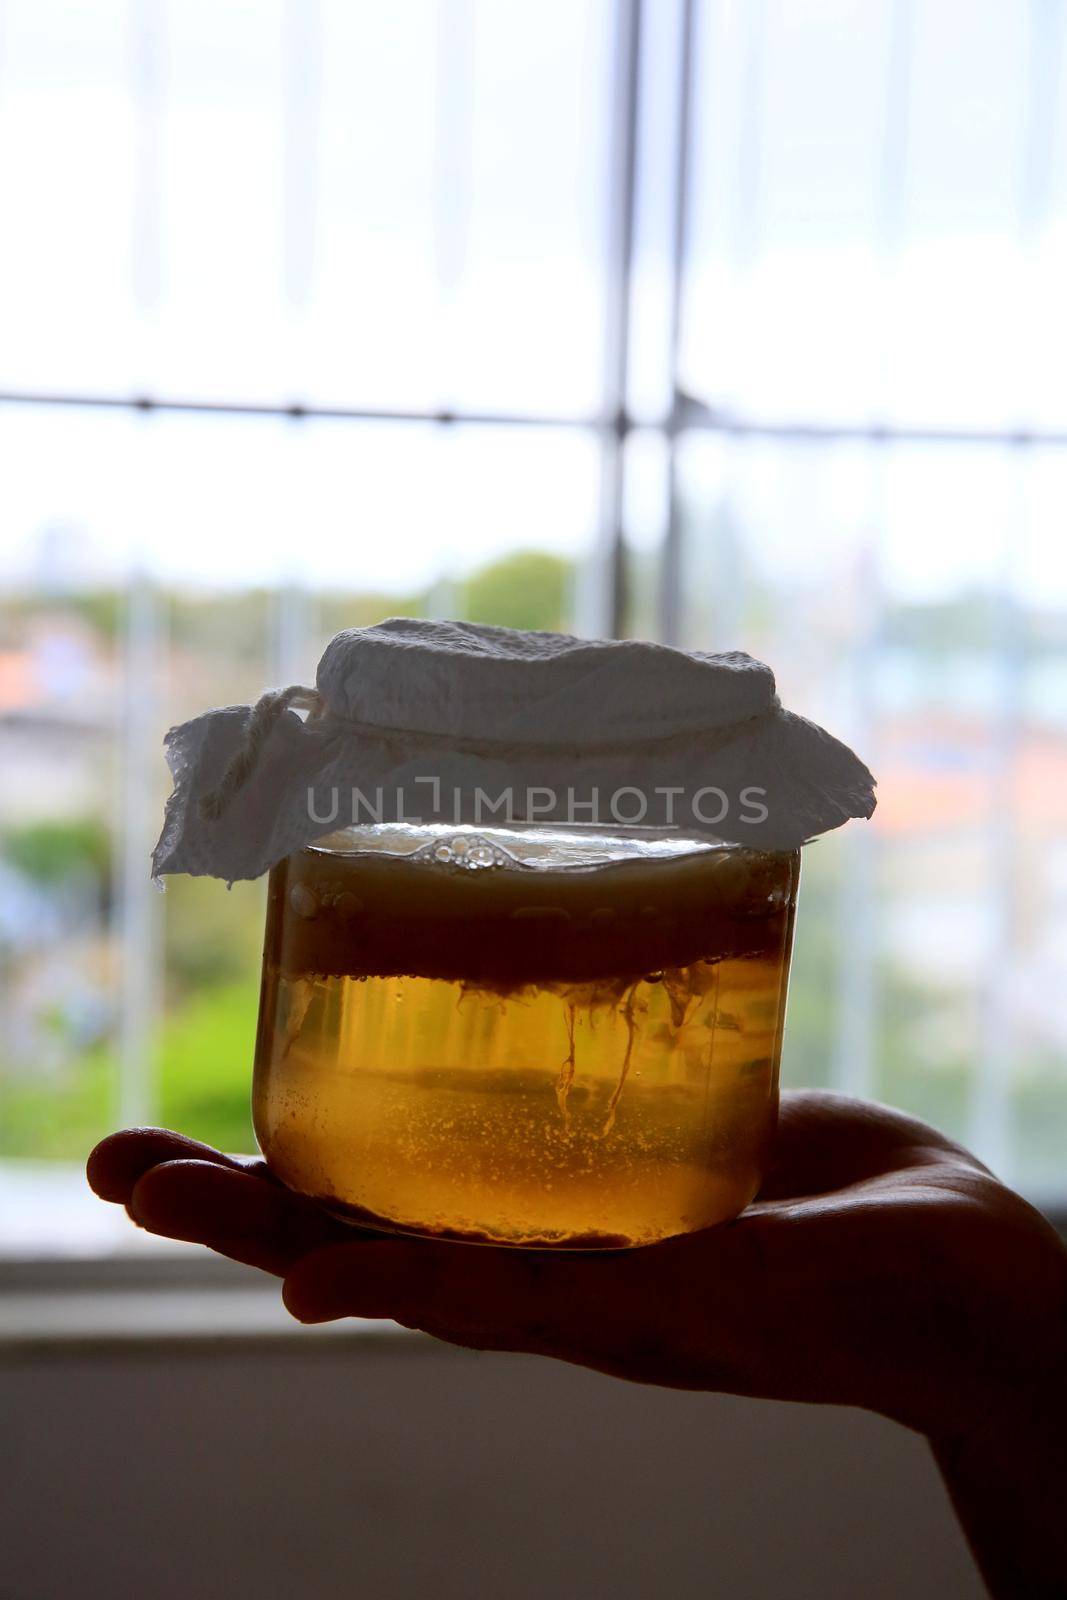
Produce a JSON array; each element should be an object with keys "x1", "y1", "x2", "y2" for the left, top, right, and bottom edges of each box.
[{"x1": 304, "y1": 1184, "x2": 753, "y2": 1251}]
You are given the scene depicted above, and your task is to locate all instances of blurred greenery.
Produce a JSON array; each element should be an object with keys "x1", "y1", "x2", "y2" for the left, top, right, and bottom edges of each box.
[
  {"x1": 67, "y1": 589, "x2": 123, "y2": 641},
  {"x1": 460, "y1": 550, "x2": 570, "y2": 634},
  {"x1": 318, "y1": 588, "x2": 426, "y2": 637},
  {"x1": 2, "y1": 817, "x2": 111, "y2": 888},
  {"x1": 0, "y1": 980, "x2": 258, "y2": 1160},
  {"x1": 777, "y1": 840, "x2": 840, "y2": 1092},
  {"x1": 163, "y1": 875, "x2": 264, "y2": 997},
  {"x1": 157, "y1": 976, "x2": 260, "y2": 1153},
  {"x1": 168, "y1": 588, "x2": 273, "y2": 668},
  {"x1": 882, "y1": 586, "x2": 999, "y2": 652},
  {"x1": 1012, "y1": 1068, "x2": 1067, "y2": 1196}
]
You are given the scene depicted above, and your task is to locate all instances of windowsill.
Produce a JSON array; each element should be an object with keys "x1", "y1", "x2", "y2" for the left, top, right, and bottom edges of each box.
[
  {"x1": 0, "y1": 1159, "x2": 416, "y2": 1353},
  {"x1": 0, "y1": 1162, "x2": 418, "y2": 1354},
  {"x1": 0, "y1": 1158, "x2": 194, "y2": 1259},
  {"x1": 0, "y1": 1253, "x2": 418, "y2": 1356}
]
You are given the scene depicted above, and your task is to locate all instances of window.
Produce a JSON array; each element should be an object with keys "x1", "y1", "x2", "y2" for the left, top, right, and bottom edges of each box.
[{"x1": 1, "y1": 0, "x2": 1065, "y2": 1258}]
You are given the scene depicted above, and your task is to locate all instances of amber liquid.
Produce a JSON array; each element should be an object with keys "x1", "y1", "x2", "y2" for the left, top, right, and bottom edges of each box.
[{"x1": 253, "y1": 827, "x2": 799, "y2": 1249}]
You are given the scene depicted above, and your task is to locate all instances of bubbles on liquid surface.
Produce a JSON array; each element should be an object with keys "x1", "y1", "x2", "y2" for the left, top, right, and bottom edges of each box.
[{"x1": 415, "y1": 832, "x2": 523, "y2": 872}]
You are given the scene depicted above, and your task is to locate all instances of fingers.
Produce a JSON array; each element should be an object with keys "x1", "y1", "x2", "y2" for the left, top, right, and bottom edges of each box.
[
  {"x1": 282, "y1": 1236, "x2": 628, "y2": 1360},
  {"x1": 127, "y1": 1159, "x2": 356, "y2": 1276},
  {"x1": 86, "y1": 1127, "x2": 265, "y2": 1204},
  {"x1": 88, "y1": 1125, "x2": 378, "y2": 1276},
  {"x1": 281, "y1": 1229, "x2": 765, "y2": 1391}
]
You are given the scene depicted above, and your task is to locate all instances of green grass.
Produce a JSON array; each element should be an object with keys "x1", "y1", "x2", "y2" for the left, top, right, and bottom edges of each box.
[
  {"x1": 158, "y1": 977, "x2": 260, "y2": 1153},
  {"x1": 0, "y1": 1044, "x2": 114, "y2": 1161},
  {"x1": 0, "y1": 978, "x2": 260, "y2": 1162}
]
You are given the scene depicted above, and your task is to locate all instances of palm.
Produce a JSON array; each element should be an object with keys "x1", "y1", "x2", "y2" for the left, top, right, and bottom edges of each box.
[{"x1": 87, "y1": 1091, "x2": 1063, "y2": 1438}]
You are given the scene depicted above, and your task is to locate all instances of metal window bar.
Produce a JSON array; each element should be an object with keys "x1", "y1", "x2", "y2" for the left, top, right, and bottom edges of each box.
[
  {"x1": 113, "y1": 0, "x2": 167, "y2": 1134},
  {"x1": 115, "y1": 564, "x2": 162, "y2": 1130},
  {"x1": 5, "y1": 389, "x2": 1067, "y2": 447},
  {"x1": 659, "y1": 0, "x2": 696, "y2": 649},
  {"x1": 829, "y1": 0, "x2": 913, "y2": 1108},
  {"x1": 582, "y1": 0, "x2": 642, "y2": 641}
]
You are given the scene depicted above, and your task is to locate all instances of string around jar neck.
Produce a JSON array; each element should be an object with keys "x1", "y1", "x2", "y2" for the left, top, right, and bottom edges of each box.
[{"x1": 198, "y1": 684, "x2": 323, "y2": 821}]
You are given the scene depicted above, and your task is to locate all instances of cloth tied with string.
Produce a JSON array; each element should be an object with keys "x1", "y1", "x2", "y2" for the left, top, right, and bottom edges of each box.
[{"x1": 151, "y1": 617, "x2": 876, "y2": 882}]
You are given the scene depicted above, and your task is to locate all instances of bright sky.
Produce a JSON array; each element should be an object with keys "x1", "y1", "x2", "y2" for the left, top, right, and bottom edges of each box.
[{"x1": 0, "y1": 0, "x2": 1066, "y2": 604}]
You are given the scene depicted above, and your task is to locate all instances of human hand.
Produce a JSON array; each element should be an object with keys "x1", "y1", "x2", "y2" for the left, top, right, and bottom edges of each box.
[{"x1": 86, "y1": 1090, "x2": 1066, "y2": 1443}]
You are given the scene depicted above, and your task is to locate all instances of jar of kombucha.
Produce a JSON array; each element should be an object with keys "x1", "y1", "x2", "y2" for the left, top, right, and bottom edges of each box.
[{"x1": 253, "y1": 822, "x2": 800, "y2": 1250}]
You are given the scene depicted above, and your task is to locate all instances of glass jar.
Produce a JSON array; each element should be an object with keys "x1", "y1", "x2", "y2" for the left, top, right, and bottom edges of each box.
[{"x1": 252, "y1": 823, "x2": 800, "y2": 1249}]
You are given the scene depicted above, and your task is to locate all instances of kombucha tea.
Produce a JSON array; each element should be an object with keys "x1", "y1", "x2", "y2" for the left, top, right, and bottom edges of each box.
[{"x1": 252, "y1": 825, "x2": 799, "y2": 1249}]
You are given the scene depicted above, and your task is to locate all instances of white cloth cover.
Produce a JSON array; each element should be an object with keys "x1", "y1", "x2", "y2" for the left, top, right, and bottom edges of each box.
[{"x1": 152, "y1": 617, "x2": 876, "y2": 881}]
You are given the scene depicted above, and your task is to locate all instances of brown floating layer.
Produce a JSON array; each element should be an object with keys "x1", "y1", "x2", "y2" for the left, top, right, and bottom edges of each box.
[
  {"x1": 265, "y1": 842, "x2": 800, "y2": 986},
  {"x1": 315, "y1": 1189, "x2": 637, "y2": 1251}
]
